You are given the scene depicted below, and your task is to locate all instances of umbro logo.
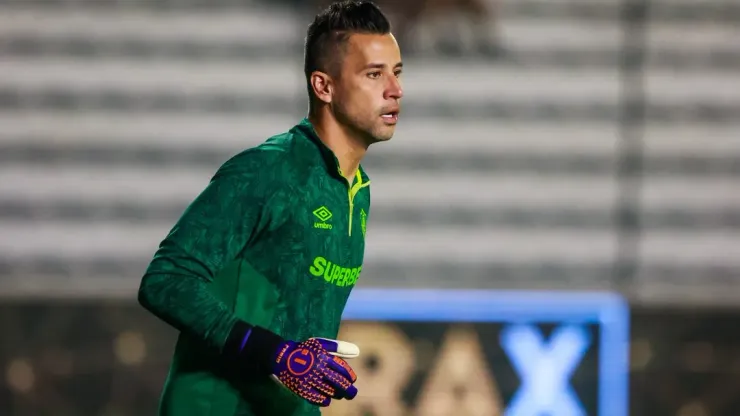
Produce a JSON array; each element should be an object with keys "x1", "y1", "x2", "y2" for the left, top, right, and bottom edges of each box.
[{"x1": 313, "y1": 206, "x2": 333, "y2": 230}]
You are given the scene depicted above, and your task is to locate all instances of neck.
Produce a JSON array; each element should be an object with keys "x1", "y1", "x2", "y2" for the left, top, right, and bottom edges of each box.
[{"x1": 308, "y1": 109, "x2": 368, "y2": 182}]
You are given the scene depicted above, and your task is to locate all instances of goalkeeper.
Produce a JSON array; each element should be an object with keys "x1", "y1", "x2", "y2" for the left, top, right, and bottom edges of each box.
[{"x1": 137, "y1": 1, "x2": 403, "y2": 415}]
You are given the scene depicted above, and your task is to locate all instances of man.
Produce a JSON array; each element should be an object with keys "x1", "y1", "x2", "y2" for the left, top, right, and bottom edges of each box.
[{"x1": 137, "y1": 1, "x2": 403, "y2": 415}]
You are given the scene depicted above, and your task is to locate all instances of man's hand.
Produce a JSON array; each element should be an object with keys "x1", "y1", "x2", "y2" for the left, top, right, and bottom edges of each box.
[
  {"x1": 224, "y1": 322, "x2": 361, "y2": 407},
  {"x1": 312, "y1": 337, "x2": 361, "y2": 359},
  {"x1": 270, "y1": 338, "x2": 359, "y2": 406}
]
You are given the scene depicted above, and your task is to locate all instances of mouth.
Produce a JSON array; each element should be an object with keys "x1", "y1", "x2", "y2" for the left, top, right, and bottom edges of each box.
[{"x1": 380, "y1": 110, "x2": 399, "y2": 124}]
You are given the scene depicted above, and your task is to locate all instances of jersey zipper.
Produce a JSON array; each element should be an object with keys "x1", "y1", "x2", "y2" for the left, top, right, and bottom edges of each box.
[
  {"x1": 347, "y1": 180, "x2": 370, "y2": 236},
  {"x1": 340, "y1": 169, "x2": 370, "y2": 237}
]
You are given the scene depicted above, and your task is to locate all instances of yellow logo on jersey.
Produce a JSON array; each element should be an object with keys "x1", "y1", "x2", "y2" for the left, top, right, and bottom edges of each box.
[
  {"x1": 313, "y1": 206, "x2": 333, "y2": 230},
  {"x1": 360, "y1": 209, "x2": 367, "y2": 238},
  {"x1": 309, "y1": 256, "x2": 361, "y2": 287}
]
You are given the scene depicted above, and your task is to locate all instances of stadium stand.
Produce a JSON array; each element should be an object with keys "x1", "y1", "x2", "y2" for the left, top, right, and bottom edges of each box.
[{"x1": 0, "y1": 0, "x2": 738, "y2": 306}]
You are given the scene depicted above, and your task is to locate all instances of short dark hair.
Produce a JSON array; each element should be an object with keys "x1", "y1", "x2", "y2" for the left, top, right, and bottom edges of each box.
[{"x1": 304, "y1": 1, "x2": 391, "y2": 82}]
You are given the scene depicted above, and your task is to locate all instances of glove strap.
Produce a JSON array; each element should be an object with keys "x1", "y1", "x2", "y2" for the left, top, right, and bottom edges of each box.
[{"x1": 223, "y1": 320, "x2": 285, "y2": 375}]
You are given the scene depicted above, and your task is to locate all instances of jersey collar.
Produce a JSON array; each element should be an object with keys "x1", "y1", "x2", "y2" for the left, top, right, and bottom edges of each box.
[{"x1": 294, "y1": 118, "x2": 371, "y2": 184}]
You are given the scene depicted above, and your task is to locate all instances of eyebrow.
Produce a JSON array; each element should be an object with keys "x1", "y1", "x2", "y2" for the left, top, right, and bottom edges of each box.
[{"x1": 365, "y1": 62, "x2": 403, "y2": 70}]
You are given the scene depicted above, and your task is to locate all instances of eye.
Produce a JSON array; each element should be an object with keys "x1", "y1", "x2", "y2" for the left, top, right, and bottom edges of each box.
[
  {"x1": 394, "y1": 69, "x2": 403, "y2": 78},
  {"x1": 367, "y1": 71, "x2": 381, "y2": 79}
]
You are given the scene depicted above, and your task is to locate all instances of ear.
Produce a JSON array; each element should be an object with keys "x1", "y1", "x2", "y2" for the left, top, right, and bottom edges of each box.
[{"x1": 309, "y1": 71, "x2": 333, "y2": 105}]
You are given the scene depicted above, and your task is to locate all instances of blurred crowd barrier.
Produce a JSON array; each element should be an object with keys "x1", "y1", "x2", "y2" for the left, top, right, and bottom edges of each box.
[
  {"x1": 0, "y1": 0, "x2": 738, "y2": 414},
  {"x1": 4, "y1": 294, "x2": 740, "y2": 415}
]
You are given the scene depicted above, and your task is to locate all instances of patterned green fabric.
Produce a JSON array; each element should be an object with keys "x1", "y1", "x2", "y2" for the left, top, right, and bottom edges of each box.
[{"x1": 138, "y1": 118, "x2": 370, "y2": 416}]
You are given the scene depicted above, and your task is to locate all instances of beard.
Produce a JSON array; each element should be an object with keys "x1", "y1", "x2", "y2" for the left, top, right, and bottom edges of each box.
[{"x1": 332, "y1": 103, "x2": 397, "y2": 145}]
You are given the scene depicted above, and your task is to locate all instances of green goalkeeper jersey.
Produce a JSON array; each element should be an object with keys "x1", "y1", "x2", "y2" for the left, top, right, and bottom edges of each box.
[{"x1": 138, "y1": 118, "x2": 371, "y2": 416}]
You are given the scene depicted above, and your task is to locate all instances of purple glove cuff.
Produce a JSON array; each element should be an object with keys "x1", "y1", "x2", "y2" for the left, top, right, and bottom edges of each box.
[{"x1": 223, "y1": 320, "x2": 284, "y2": 375}]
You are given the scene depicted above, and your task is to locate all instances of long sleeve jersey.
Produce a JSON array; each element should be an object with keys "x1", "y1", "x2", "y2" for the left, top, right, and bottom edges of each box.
[{"x1": 138, "y1": 118, "x2": 371, "y2": 416}]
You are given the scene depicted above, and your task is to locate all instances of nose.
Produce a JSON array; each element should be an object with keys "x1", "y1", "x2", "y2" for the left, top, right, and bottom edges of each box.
[{"x1": 385, "y1": 76, "x2": 403, "y2": 100}]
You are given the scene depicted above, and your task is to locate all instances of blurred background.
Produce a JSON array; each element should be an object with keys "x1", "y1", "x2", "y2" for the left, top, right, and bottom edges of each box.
[{"x1": 0, "y1": 0, "x2": 738, "y2": 414}]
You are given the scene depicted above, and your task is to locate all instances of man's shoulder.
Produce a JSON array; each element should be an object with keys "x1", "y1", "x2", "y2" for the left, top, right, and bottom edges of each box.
[{"x1": 216, "y1": 130, "x2": 301, "y2": 180}]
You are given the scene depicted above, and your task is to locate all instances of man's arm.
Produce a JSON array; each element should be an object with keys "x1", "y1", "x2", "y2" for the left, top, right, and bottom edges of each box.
[{"x1": 138, "y1": 150, "x2": 283, "y2": 356}]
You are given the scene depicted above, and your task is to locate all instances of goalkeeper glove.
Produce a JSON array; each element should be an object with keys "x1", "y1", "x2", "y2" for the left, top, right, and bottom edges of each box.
[
  {"x1": 311, "y1": 337, "x2": 361, "y2": 360},
  {"x1": 224, "y1": 321, "x2": 359, "y2": 407}
]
